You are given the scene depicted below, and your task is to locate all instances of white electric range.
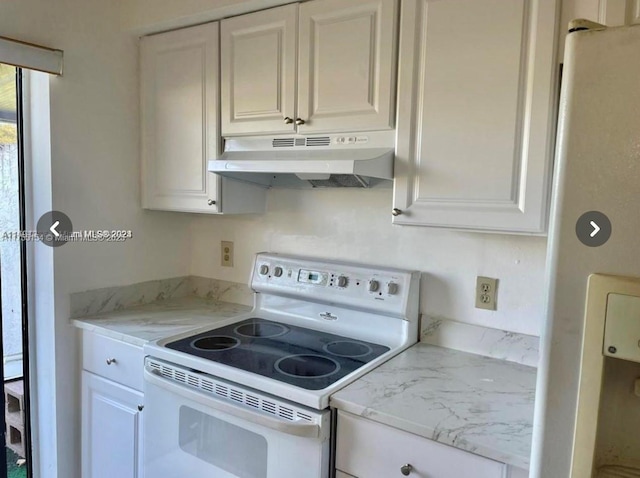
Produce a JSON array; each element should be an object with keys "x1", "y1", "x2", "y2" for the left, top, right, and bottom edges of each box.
[{"x1": 143, "y1": 253, "x2": 419, "y2": 478}]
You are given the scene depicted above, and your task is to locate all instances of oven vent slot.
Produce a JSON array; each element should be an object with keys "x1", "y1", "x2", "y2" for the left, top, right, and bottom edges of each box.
[
  {"x1": 146, "y1": 359, "x2": 318, "y2": 424},
  {"x1": 262, "y1": 400, "x2": 277, "y2": 414},
  {"x1": 297, "y1": 413, "x2": 313, "y2": 422},
  {"x1": 246, "y1": 395, "x2": 260, "y2": 409},
  {"x1": 230, "y1": 390, "x2": 244, "y2": 402},
  {"x1": 279, "y1": 407, "x2": 294, "y2": 420}
]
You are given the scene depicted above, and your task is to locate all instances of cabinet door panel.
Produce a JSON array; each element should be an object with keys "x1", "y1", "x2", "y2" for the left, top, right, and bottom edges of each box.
[
  {"x1": 221, "y1": 4, "x2": 298, "y2": 136},
  {"x1": 297, "y1": 0, "x2": 398, "y2": 133},
  {"x1": 81, "y1": 371, "x2": 143, "y2": 478},
  {"x1": 393, "y1": 0, "x2": 558, "y2": 233},
  {"x1": 141, "y1": 23, "x2": 220, "y2": 213},
  {"x1": 336, "y1": 411, "x2": 505, "y2": 478}
]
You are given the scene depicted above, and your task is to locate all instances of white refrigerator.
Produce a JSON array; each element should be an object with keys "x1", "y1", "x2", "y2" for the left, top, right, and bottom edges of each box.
[{"x1": 531, "y1": 22, "x2": 640, "y2": 478}]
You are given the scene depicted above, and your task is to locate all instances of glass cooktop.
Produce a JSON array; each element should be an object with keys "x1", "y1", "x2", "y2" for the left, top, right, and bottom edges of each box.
[{"x1": 165, "y1": 318, "x2": 390, "y2": 390}]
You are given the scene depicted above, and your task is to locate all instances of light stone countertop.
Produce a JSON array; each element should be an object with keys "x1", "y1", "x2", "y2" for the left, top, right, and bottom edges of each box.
[
  {"x1": 330, "y1": 343, "x2": 537, "y2": 469},
  {"x1": 72, "y1": 297, "x2": 251, "y2": 347},
  {"x1": 73, "y1": 299, "x2": 536, "y2": 468}
]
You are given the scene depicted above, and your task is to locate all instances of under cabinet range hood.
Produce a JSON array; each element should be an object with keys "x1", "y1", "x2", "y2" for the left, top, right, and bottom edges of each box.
[{"x1": 208, "y1": 131, "x2": 395, "y2": 188}]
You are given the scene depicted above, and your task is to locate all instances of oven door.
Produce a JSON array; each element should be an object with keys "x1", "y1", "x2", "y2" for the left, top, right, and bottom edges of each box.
[{"x1": 143, "y1": 362, "x2": 330, "y2": 478}]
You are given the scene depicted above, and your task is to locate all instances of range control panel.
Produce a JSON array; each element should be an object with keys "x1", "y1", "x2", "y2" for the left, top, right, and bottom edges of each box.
[{"x1": 251, "y1": 253, "x2": 419, "y2": 316}]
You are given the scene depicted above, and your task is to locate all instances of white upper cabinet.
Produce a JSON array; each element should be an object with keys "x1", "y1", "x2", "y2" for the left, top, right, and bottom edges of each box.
[
  {"x1": 221, "y1": 4, "x2": 298, "y2": 135},
  {"x1": 297, "y1": 0, "x2": 398, "y2": 133},
  {"x1": 141, "y1": 23, "x2": 265, "y2": 214},
  {"x1": 220, "y1": 0, "x2": 398, "y2": 136},
  {"x1": 392, "y1": 0, "x2": 559, "y2": 233}
]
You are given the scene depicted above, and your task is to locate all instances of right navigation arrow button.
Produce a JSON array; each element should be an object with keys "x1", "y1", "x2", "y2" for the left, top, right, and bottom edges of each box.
[{"x1": 576, "y1": 211, "x2": 611, "y2": 247}]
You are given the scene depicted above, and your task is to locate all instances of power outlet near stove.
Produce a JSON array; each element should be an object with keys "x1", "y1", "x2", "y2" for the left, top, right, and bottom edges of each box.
[
  {"x1": 221, "y1": 241, "x2": 234, "y2": 267},
  {"x1": 475, "y1": 276, "x2": 498, "y2": 311}
]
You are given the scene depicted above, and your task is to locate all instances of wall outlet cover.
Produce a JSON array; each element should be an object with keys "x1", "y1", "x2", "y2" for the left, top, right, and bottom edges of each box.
[
  {"x1": 476, "y1": 276, "x2": 498, "y2": 311},
  {"x1": 221, "y1": 241, "x2": 234, "y2": 267}
]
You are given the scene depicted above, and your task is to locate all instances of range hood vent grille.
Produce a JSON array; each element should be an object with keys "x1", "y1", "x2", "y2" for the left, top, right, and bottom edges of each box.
[
  {"x1": 272, "y1": 138, "x2": 295, "y2": 148},
  {"x1": 271, "y1": 137, "x2": 331, "y2": 148},
  {"x1": 305, "y1": 137, "x2": 331, "y2": 147}
]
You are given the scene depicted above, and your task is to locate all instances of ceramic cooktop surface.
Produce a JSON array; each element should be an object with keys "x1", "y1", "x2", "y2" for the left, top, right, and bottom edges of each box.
[{"x1": 165, "y1": 318, "x2": 390, "y2": 390}]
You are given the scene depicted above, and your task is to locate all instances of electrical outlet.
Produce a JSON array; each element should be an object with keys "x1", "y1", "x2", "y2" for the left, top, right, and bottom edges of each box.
[
  {"x1": 475, "y1": 276, "x2": 498, "y2": 311},
  {"x1": 221, "y1": 241, "x2": 234, "y2": 267}
]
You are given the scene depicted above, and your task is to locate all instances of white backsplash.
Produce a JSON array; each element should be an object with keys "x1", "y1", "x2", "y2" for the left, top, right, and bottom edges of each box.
[
  {"x1": 70, "y1": 275, "x2": 538, "y2": 365},
  {"x1": 190, "y1": 188, "x2": 548, "y2": 337},
  {"x1": 70, "y1": 276, "x2": 252, "y2": 318},
  {"x1": 421, "y1": 316, "x2": 539, "y2": 367}
]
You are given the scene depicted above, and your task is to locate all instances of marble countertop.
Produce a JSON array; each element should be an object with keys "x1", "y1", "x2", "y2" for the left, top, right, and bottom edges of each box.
[
  {"x1": 330, "y1": 343, "x2": 537, "y2": 469},
  {"x1": 72, "y1": 297, "x2": 251, "y2": 347},
  {"x1": 73, "y1": 298, "x2": 536, "y2": 468}
]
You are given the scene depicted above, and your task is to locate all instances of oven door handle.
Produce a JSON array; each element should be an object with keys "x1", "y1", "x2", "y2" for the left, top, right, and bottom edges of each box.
[{"x1": 144, "y1": 368, "x2": 321, "y2": 439}]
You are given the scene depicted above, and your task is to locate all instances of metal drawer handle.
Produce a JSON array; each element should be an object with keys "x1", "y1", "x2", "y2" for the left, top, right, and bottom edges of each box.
[
  {"x1": 295, "y1": 118, "x2": 305, "y2": 125},
  {"x1": 137, "y1": 404, "x2": 144, "y2": 412},
  {"x1": 284, "y1": 116, "x2": 294, "y2": 124},
  {"x1": 400, "y1": 464, "x2": 413, "y2": 476},
  {"x1": 207, "y1": 199, "x2": 216, "y2": 206},
  {"x1": 392, "y1": 208, "x2": 403, "y2": 217},
  {"x1": 105, "y1": 358, "x2": 117, "y2": 365}
]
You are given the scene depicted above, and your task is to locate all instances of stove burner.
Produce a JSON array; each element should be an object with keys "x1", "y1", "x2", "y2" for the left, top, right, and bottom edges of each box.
[
  {"x1": 234, "y1": 321, "x2": 289, "y2": 339},
  {"x1": 274, "y1": 354, "x2": 341, "y2": 379},
  {"x1": 323, "y1": 340, "x2": 373, "y2": 358},
  {"x1": 191, "y1": 335, "x2": 240, "y2": 351}
]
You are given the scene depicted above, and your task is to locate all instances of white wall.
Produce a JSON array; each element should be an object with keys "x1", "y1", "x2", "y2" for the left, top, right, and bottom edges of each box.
[
  {"x1": 0, "y1": 1, "x2": 193, "y2": 477},
  {"x1": 191, "y1": 188, "x2": 548, "y2": 336}
]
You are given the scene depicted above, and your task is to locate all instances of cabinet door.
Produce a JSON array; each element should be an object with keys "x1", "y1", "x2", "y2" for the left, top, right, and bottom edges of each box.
[
  {"x1": 81, "y1": 371, "x2": 143, "y2": 478},
  {"x1": 297, "y1": 0, "x2": 398, "y2": 134},
  {"x1": 221, "y1": 4, "x2": 298, "y2": 136},
  {"x1": 336, "y1": 411, "x2": 505, "y2": 478},
  {"x1": 141, "y1": 23, "x2": 220, "y2": 213},
  {"x1": 393, "y1": 0, "x2": 558, "y2": 233}
]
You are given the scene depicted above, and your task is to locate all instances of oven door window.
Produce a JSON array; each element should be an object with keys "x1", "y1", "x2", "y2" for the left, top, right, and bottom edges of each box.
[{"x1": 179, "y1": 405, "x2": 268, "y2": 478}]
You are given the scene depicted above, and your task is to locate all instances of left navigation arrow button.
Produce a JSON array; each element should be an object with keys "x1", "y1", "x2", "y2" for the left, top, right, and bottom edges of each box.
[{"x1": 49, "y1": 220, "x2": 60, "y2": 238}]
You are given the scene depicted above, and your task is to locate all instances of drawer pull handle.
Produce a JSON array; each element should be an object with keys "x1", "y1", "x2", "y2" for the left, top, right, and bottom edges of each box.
[
  {"x1": 392, "y1": 208, "x2": 403, "y2": 216},
  {"x1": 137, "y1": 404, "x2": 144, "y2": 412},
  {"x1": 105, "y1": 358, "x2": 117, "y2": 365},
  {"x1": 283, "y1": 116, "x2": 294, "y2": 124},
  {"x1": 400, "y1": 464, "x2": 413, "y2": 476},
  {"x1": 295, "y1": 118, "x2": 306, "y2": 125}
]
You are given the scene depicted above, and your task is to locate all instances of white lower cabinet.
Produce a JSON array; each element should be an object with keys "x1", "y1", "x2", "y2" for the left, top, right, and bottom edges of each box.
[
  {"x1": 336, "y1": 411, "x2": 508, "y2": 478},
  {"x1": 81, "y1": 371, "x2": 143, "y2": 478},
  {"x1": 80, "y1": 330, "x2": 145, "y2": 478}
]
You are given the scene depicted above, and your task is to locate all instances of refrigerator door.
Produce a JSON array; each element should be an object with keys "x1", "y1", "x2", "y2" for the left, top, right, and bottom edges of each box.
[{"x1": 532, "y1": 24, "x2": 640, "y2": 478}]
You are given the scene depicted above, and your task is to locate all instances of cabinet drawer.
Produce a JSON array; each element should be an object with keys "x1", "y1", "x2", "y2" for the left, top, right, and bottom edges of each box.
[
  {"x1": 336, "y1": 411, "x2": 505, "y2": 478},
  {"x1": 82, "y1": 331, "x2": 144, "y2": 391}
]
